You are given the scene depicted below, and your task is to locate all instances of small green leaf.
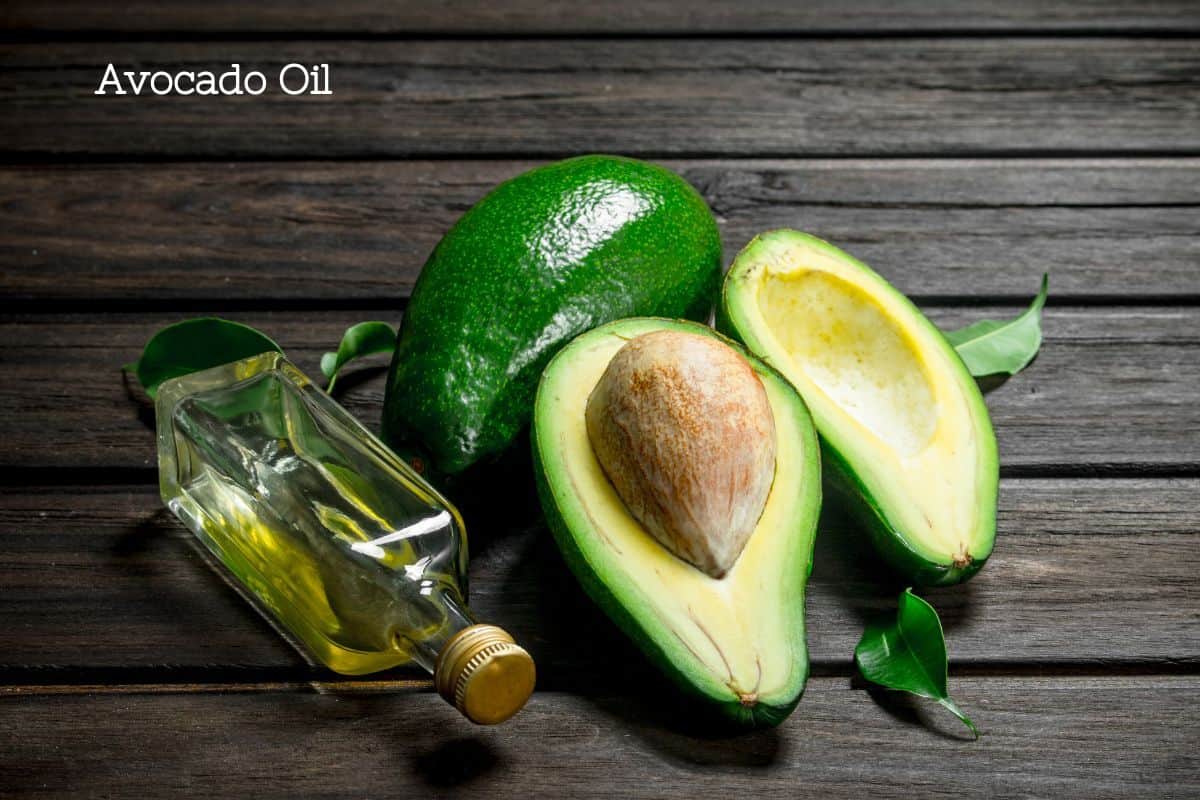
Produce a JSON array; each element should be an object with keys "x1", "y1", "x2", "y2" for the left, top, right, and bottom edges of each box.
[
  {"x1": 128, "y1": 318, "x2": 282, "y2": 399},
  {"x1": 320, "y1": 321, "x2": 397, "y2": 392},
  {"x1": 945, "y1": 274, "x2": 1049, "y2": 377},
  {"x1": 855, "y1": 588, "x2": 979, "y2": 738}
]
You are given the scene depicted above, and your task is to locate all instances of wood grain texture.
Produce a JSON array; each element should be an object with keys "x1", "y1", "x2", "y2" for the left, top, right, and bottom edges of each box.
[
  {"x1": 1, "y1": 307, "x2": 1196, "y2": 472},
  {"x1": 1, "y1": 478, "x2": 1195, "y2": 678},
  {"x1": 3, "y1": 159, "x2": 1198, "y2": 303},
  {"x1": 3, "y1": 39, "x2": 1198, "y2": 157},
  {"x1": 1, "y1": 1, "x2": 1196, "y2": 792},
  {"x1": 2, "y1": 678, "x2": 1198, "y2": 799},
  {"x1": 4, "y1": 1, "x2": 1199, "y2": 34}
]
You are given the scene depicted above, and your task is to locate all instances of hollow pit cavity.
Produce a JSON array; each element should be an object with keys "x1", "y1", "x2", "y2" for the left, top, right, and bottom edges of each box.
[{"x1": 757, "y1": 269, "x2": 937, "y2": 456}]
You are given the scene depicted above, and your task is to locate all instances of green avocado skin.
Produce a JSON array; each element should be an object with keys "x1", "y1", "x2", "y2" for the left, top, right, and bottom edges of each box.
[
  {"x1": 820, "y1": 446, "x2": 987, "y2": 586},
  {"x1": 531, "y1": 429, "x2": 802, "y2": 729},
  {"x1": 715, "y1": 232, "x2": 996, "y2": 588},
  {"x1": 382, "y1": 155, "x2": 722, "y2": 476},
  {"x1": 532, "y1": 318, "x2": 821, "y2": 730}
]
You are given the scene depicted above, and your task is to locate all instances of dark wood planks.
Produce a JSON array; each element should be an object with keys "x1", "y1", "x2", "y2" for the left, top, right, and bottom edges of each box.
[
  {"x1": 2, "y1": 678, "x2": 1198, "y2": 799},
  {"x1": 3, "y1": 159, "x2": 1198, "y2": 302},
  {"x1": 3, "y1": 39, "x2": 1199, "y2": 157},
  {"x1": 1, "y1": 478, "x2": 1195, "y2": 677},
  {"x1": 4, "y1": 1, "x2": 1199, "y2": 34},
  {"x1": 0, "y1": 5, "x2": 1194, "y2": 796},
  {"x1": 1, "y1": 307, "x2": 1196, "y2": 472}
]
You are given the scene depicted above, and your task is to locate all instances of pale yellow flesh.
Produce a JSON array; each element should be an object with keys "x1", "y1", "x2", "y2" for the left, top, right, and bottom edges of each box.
[
  {"x1": 743, "y1": 242, "x2": 982, "y2": 561},
  {"x1": 539, "y1": 324, "x2": 807, "y2": 702}
]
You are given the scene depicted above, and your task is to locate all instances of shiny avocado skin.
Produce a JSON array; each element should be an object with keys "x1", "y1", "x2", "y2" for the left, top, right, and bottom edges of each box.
[{"x1": 383, "y1": 155, "x2": 722, "y2": 477}]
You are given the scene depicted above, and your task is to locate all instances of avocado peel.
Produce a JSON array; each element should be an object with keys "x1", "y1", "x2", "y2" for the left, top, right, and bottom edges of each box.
[
  {"x1": 718, "y1": 230, "x2": 998, "y2": 587},
  {"x1": 533, "y1": 318, "x2": 822, "y2": 727},
  {"x1": 383, "y1": 155, "x2": 722, "y2": 477}
]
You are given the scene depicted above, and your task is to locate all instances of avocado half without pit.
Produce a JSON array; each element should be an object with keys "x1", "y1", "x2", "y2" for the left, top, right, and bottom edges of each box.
[
  {"x1": 533, "y1": 318, "x2": 822, "y2": 728},
  {"x1": 718, "y1": 230, "x2": 999, "y2": 586}
]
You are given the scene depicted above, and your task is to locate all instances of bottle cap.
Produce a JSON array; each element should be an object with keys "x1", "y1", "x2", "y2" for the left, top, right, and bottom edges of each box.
[{"x1": 434, "y1": 624, "x2": 536, "y2": 725}]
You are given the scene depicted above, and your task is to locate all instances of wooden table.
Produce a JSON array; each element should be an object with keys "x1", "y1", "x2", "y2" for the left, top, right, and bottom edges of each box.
[{"x1": 2, "y1": 3, "x2": 1198, "y2": 796}]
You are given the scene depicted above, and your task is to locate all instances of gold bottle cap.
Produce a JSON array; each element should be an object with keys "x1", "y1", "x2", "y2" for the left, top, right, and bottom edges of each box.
[{"x1": 434, "y1": 624, "x2": 536, "y2": 725}]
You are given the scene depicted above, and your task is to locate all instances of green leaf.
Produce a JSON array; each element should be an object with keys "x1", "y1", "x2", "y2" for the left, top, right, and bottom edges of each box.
[
  {"x1": 128, "y1": 318, "x2": 282, "y2": 399},
  {"x1": 945, "y1": 274, "x2": 1049, "y2": 377},
  {"x1": 855, "y1": 588, "x2": 979, "y2": 738},
  {"x1": 320, "y1": 321, "x2": 397, "y2": 392}
]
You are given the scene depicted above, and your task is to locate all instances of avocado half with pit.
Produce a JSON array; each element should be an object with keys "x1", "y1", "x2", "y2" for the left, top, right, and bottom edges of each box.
[
  {"x1": 718, "y1": 230, "x2": 998, "y2": 586},
  {"x1": 532, "y1": 317, "x2": 822, "y2": 727}
]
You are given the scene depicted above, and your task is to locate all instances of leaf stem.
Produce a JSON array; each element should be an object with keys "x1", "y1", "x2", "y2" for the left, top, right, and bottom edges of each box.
[{"x1": 938, "y1": 697, "x2": 980, "y2": 740}]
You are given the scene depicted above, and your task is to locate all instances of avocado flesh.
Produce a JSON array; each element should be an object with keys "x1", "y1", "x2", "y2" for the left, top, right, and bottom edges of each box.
[
  {"x1": 719, "y1": 230, "x2": 998, "y2": 586},
  {"x1": 533, "y1": 318, "x2": 822, "y2": 727}
]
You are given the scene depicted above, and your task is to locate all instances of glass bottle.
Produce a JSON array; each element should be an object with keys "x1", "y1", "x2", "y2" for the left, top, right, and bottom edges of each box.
[{"x1": 155, "y1": 352, "x2": 535, "y2": 724}]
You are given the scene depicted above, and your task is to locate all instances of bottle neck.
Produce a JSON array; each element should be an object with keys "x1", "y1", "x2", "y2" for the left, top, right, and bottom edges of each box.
[
  {"x1": 393, "y1": 590, "x2": 537, "y2": 725},
  {"x1": 396, "y1": 589, "x2": 477, "y2": 674}
]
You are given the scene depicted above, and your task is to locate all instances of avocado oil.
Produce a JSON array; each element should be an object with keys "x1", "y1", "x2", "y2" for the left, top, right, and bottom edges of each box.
[{"x1": 155, "y1": 352, "x2": 534, "y2": 723}]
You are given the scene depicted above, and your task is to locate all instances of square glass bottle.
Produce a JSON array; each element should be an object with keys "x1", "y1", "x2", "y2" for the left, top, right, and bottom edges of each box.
[{"x1": 155, "y1": 352, "x2": 534, "y2": 723}]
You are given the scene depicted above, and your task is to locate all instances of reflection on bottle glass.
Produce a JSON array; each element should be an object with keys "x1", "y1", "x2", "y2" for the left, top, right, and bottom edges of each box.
[{"x1": 156, "y1": 352, "x2": 477, "y2": 675}]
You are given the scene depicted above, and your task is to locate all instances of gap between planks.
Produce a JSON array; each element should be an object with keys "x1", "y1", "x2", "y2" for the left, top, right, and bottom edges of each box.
[
  {"x1": 7, "y1": 150, "x2": 1200, "y2": 167},
  {"x1": 5, "y1": 464, "x2": 1200, "y2": 489},
  {"x1": 6, "y1": 295, "x2": 1200, "y2": 316},
  {"x1": 5, "y1": 30, "x2": 1200, "y2": 44},
  {"x1": 4, "y1": 660, "x2": 1200, "y2": 697},
  {"x1": 3, "y1": 0, "x2": 1199, "y2": 37}
]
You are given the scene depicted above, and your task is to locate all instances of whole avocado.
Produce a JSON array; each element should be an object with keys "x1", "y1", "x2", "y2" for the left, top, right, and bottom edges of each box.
[{"x1": 383, "y1": 155, "x2": 722, "y2": 476}]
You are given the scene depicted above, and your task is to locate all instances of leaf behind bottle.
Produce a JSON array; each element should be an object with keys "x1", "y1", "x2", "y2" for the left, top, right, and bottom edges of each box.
[
  {"x1": 129, "y1": 318, "x2": 282, "y2": 399},
  {"x1": 321, "y1": 321, "x2": 397, "y2": 392}
]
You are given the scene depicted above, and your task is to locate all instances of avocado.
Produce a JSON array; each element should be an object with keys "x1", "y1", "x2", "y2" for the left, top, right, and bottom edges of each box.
[
  {"x1": 718, "y1": 230, "x2": 999, "y2": 586},
  {"x1": 383, "y1": 156, "x2": 722, "y2": 477},
  {"x1": 533, "y1": 318, "x2": 822, "y2": 727}
]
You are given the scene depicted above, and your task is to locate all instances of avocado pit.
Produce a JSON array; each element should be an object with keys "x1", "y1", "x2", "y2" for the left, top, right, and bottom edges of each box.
[{"x1": 585, "y1": 330, "x2": 777, "y2": 578}]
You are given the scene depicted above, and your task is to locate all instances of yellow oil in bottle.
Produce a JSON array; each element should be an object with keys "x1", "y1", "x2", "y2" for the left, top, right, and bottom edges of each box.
[{"x1": 156, "y1": 353, "x2": 475, "y2": 675}]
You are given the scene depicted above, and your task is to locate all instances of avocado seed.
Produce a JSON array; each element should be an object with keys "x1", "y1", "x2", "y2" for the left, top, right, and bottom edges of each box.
[{"x1": 586, "y1": 330, "x2": 776, "y2": 578}]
